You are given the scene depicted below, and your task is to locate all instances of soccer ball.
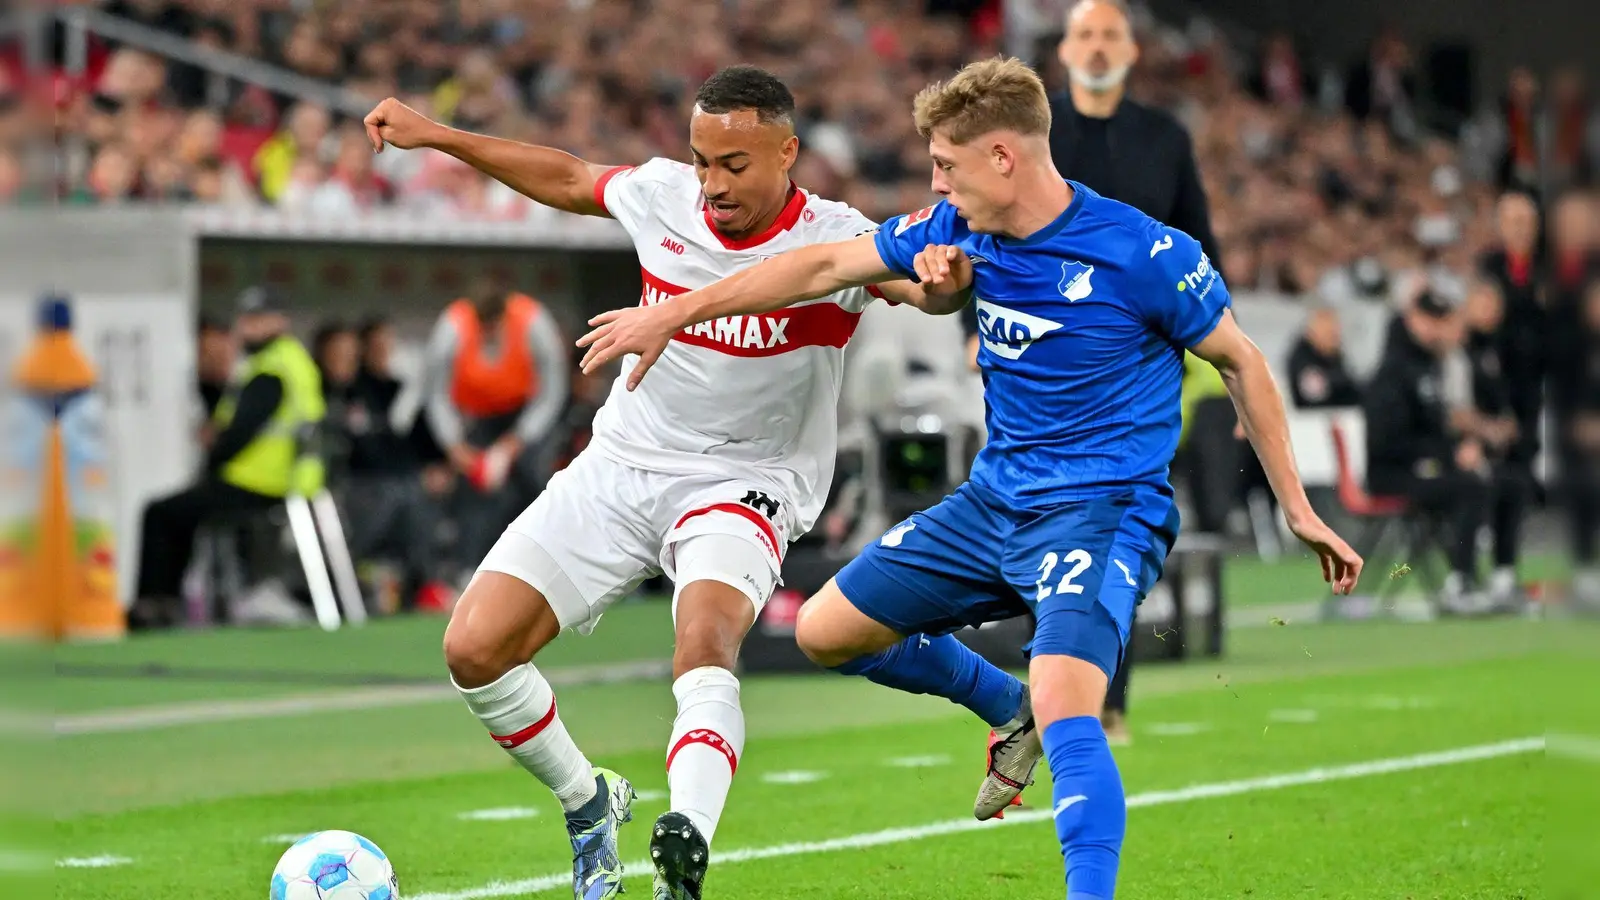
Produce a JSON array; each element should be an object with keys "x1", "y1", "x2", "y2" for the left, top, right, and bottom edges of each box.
[{"x1": 270, "y1": 830, "x2": 399, "y2": 900}]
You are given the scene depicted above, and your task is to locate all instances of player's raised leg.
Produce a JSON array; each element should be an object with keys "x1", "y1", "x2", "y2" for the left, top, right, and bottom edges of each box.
[
  {"x1": 649, "y1": 530, "x2": 771, "y2": 900},
  {"x1": 796, "y1": 582, "x2": 1027, "y2": 732},
  {"x1": 795, "y1": 488, "x2": 1039, "y2": 818},
  {"x1": 443, "y1": 561, "x2": 636, "y2": 900},
  {"x1": 444, "y1": 455, "x2": 655, "y2": 900},
  {"x1": 795, "y1": 580, "x2": 1039, "y2": 820}
]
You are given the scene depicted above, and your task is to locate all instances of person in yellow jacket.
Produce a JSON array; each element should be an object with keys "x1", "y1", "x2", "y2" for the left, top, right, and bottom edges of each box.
[{"x1": 128, "y1": 287, "x2": 325, "y2": 630}]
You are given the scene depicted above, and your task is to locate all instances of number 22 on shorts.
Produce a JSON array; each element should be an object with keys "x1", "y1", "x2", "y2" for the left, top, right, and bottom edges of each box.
[{"x1": 1036, "y1": 549, "x2": 1092, "y2": 601}]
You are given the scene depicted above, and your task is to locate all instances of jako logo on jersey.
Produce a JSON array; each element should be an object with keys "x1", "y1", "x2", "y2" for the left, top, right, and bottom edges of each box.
[
  {"x1": 1176, "y1": 253, "x2": 1218, "y2": 299},
  {"x1": 1058, "y1": 261, "x2": 1095, "y2": 302},
  {"x1": 660, "y1": 236, "x2": 686, "y2": 255},
  {"x1": 1149, "y1": 234, "x2": 1173, "y2": 257},
  {"x1": 975, "y1": 299, "x2": 1064, "y2": 360},
  {"x1": 893, "y1": 205, "x2": 936, "y2": 236}
]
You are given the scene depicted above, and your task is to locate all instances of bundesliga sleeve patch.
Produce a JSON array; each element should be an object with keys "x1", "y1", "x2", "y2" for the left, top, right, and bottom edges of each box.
[{"x1": 893, "y1": 205, "x2": 937, "y2": 237}]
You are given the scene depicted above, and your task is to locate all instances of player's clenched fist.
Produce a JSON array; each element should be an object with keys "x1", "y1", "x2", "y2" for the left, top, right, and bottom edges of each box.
[
  {"x1": 912, "y1": 244, "x2": 973, "y2": 296},
  {"x1": 363, "y1": 97, "x2": 445, "y2": 153}
]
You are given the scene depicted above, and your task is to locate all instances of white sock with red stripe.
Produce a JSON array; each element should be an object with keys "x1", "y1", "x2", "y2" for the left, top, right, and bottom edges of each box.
[
  {"x1": 665, "y1": 666, "x2": 744, "y2": 846},
  {"x1": 456, "y1": 663, "x2": 596, "y2": 812}
]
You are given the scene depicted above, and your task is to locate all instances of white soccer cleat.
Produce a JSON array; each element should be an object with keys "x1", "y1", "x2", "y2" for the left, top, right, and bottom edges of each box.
[{"x1": 974, "y1": 687, "x2": 1042, "y2": 821}]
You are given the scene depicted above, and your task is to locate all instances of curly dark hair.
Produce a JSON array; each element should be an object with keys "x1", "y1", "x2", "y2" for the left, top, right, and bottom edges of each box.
[{"x1": 694, "y1": 65, "x2": 795, "y2": 126}]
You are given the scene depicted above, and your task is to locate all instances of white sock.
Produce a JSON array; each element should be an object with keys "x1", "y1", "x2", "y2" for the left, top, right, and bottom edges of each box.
[
  {"x1": 666, "y1": 666, "x2": 744, "y2": 846},
  {"x1": 456, "y1": 663, "x2": 596, "y2": 812}
]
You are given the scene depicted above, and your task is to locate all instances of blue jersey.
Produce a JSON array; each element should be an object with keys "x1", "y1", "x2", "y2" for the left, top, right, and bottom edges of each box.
[{"x1": 874, "y1": 182, "x2": 1231, "y2": 510}]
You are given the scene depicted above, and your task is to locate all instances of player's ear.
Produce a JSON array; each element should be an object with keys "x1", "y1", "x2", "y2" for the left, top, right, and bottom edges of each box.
[
  {"x1": 1129, "y1": 37, "x2": 1142, "y2": 67},
  {"x1": 781, "y1": 134, "x2": 799, "y2": 172},
  {"x1": 991, "y1": 141, "x2": 1015, "y2": 176}
]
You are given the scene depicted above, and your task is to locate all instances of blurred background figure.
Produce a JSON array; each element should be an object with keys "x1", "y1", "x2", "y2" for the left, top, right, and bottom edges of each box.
[
  {"x1": 420, "y1": 276, "x2": 567, "y2": 578},
  {"x1": 195, "y1": 314, "x2": 234, "y2": 421},
  {"x1": 320, "y1": 316, "x2": 454, "y2": 613},
  {"x1": 1050, "y1": 0, "x2": 1218, "y2": 259},
  {"x1": 1558, "y1": 282, "x2": 1600, "y2": 605},
  {"x1": 1363, "y1": 290, "x2": 1489, "y2": 612},
  {"x1": 1287, "y1": 307, "x2": 1362, "y2": 409},
  {"x1": 129, "y1": 287, "x2": 323, "y2": 630},
  {"x1": 1477, "y1": 192, "x2": 1546, "y2": 468},
  {"x1": 1457, "y1": 279, "x2": 1528, "y2": 605}
]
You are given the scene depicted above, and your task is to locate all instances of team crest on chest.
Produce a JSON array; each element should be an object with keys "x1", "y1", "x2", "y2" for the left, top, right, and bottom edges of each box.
[{"x1": 1058, "y1": 261, "x2": 1095, "y2": 302}]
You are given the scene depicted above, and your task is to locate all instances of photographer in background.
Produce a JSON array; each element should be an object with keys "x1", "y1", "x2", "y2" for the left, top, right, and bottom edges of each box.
[{"x1": 1364, "y1": 290, "x2": 1491, "y2": 612}]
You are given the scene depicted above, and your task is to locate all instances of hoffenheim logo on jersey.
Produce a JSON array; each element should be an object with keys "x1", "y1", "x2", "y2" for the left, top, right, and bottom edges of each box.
[
  {"x1": 1058, "y1": 261, "x2": 1095, "y2": 302},
  {"x1": 975, "y1": 298, "x2": 1064, "y2": 361}
]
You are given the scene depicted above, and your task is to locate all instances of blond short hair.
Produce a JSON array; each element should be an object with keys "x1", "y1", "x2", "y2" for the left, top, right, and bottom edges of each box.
[{"x1": 911, "y1": 57, "x2": 1052, "y2": 145}]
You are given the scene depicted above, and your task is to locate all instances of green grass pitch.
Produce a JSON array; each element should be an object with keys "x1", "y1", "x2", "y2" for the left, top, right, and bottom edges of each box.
[{"x1": 36, "y1": 556, "x2": 1581, "y2": 899}]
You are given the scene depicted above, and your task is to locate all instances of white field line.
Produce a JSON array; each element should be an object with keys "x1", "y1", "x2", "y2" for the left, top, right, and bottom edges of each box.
[
  {"x1": 49, "y1": 599, "x2": 1391, "y2": 736},
  {"x1": 759, "y1": 770, "x2": 827, "y2": 785},
  {"x1": 53, "y1": 660, "x2": 672, "y2": 736},
  {"x1": 412, "y1": 736, "x2": 1543, "y2": 900},
  {"x1": 56, "y1": 855, "x2": 133, "y2": 869},
  {"x1": 1144, "y1": 722, "x2": 1210, "y2": 737}
]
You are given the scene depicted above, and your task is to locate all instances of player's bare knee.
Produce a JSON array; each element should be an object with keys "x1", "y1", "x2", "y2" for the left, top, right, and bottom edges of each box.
[
  {"x1": 673, "y1": 580, "x2": 756, "y2": 677},
  {"x1": 794, "y1": 581, "x2": 895, "y2": 668},
  {"x1": 1027, "y1": 653, "x2": 1111, "y2": 728},
  {"x1": 443, "y1": 572, "x2": 560, "y2": 688}
]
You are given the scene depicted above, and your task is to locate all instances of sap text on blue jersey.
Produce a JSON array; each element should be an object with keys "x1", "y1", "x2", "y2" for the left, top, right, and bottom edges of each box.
[{"x1": 974, "y1": 298, "x2": 1062, "y2": 361}]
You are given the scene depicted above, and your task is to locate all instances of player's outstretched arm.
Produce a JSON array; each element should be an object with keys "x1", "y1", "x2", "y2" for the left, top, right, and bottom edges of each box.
[
  {"x1": 576, "y1": 238, "x2": 974, "y2": 386},
  {"x1": 1191, "y1": 311, "x2": 1363, "y2": 594},
  {"x1": 363, "y1": 97, "x2": 613, "y2": 216}
]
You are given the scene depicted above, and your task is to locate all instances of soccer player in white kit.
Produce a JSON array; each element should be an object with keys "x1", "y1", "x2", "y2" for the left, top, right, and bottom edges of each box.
[{"x1": 363, "y1": 68, "x2": 958, "y2": 900}]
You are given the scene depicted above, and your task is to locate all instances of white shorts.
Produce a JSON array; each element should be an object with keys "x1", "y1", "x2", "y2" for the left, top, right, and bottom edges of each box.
[{"x1": 477, "y1": 448, "x2": 793, "y2": 633}]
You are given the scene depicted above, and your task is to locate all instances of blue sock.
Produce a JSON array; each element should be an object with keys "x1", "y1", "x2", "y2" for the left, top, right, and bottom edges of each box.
[
  {"x1": 833, "y1": 634, "x2": 1023, "y2": 727},
  {"x1": 1043, "y1": 716, "x2": 1125, "y2": 900}
]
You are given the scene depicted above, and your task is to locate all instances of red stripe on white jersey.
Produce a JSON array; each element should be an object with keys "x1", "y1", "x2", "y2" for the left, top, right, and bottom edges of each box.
[
  {"x1": 666, "y1": 728, "x2": 739, "y2": 776},
  {"x1": 640, "y1": 269, "x2": 861, "y2": 357},
  {"x1": 674, "y1": 502, "x2": 780, "y2": 560},
  {"x1": 489, "y1": 697, "x2": 559, "y2": 749},
  {"x1": 593, "y1": 166, "x2": 633, "y2": 215}
]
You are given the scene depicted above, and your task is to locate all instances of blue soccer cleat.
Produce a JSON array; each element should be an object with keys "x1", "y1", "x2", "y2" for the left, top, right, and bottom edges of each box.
[{"x1": 567, "y1": 767, "x2": 637, "y2": 900}]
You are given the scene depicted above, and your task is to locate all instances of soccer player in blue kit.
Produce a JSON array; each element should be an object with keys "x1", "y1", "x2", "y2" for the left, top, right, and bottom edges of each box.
[{"x1": 578, "y1": 57, "x2": 1363, "y2": 899}]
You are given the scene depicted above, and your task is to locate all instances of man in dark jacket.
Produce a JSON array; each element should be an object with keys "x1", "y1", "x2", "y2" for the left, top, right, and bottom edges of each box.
[
  {"x1": 1555, "y1": 282, "x2": 1600, "y2": 605},
  {"x1": 1363, "y1": 291, "x2": 1491, "y2": 609},
  {"x1": 1286, "y1": 307, "x2": 1361, "y2": 409},
  {"x1": 1048, "y1": 0, "x2": 1219, "y2": 743},
  {"x1": 1049, "y1": 0, "x2": 1219, "y2": 261},
  {"x1": 1459, "y1": 280, "x2": 1529, "y2": 604},
  {"x1": 1478, "y1": 191, "x2": 1547, "y2": 464}
]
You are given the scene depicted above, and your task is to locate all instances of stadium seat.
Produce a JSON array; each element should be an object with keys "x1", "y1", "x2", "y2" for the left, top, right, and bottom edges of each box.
[
  {"x1": 190, "y1": 489, "x2": 366, "y2": 630},
  {"x1": 1324, "y1": 419, "x2": 1444, "y2": 620}
]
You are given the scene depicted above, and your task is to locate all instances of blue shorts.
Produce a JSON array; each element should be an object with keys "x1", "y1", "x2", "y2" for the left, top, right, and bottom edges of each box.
[{"x1": 835, "y1": 482, "x2": 1179, "y2": 679}]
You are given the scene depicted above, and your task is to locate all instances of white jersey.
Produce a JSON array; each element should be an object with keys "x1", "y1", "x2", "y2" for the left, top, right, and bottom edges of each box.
[{"x1": 588, "y1": 158, "x2": 881, "y2": 534}]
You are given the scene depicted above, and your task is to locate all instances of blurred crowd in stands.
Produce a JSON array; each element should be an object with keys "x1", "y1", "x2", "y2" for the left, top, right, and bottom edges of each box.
[
  {"x1": 13, "y1": 1, "x2": 1595, "y2": 290},
  {"x1": 8, "y1": 1, "x2": 1599, "y2": 618}
]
